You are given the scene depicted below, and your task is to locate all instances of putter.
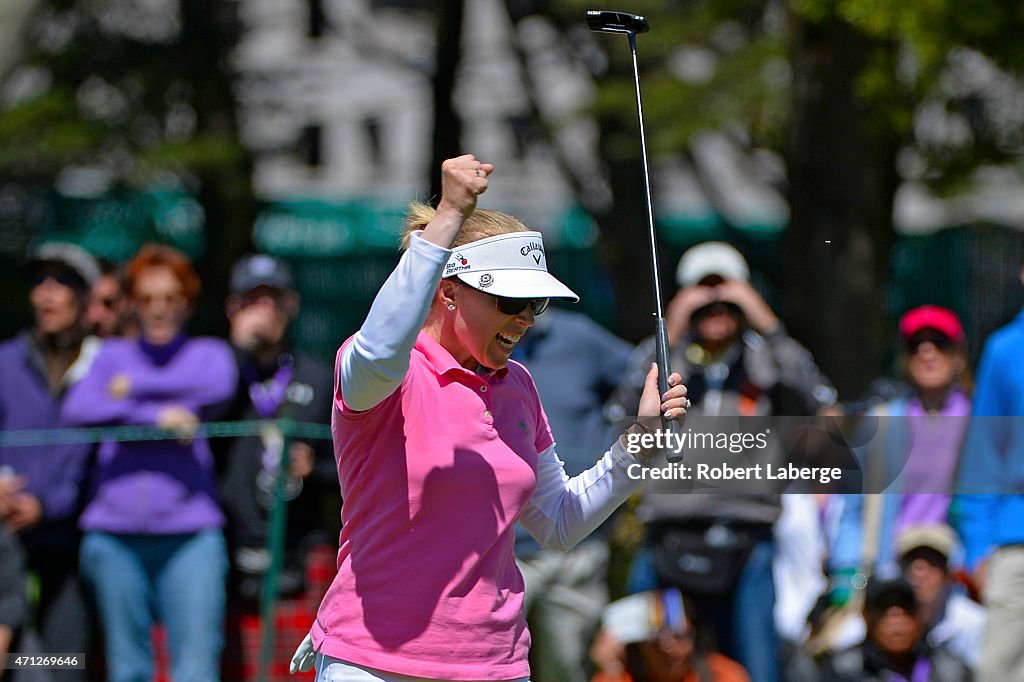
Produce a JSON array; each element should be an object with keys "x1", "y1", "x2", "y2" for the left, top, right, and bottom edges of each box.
[{"x1": 587, "y1": 10, "x2": 683, "y2": 462}]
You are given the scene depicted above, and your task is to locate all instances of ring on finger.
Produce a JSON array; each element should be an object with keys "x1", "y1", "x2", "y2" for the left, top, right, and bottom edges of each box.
[{"x1": 474, "y1": 168, "x2": 482, "y2": 177}]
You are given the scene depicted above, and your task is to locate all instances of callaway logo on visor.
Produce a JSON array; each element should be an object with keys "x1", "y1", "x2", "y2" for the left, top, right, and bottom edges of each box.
[
  {"x1": 442, "y1": 231, "x2": 579, "y2": 303},
  {"x1": 520, "y1": 242, "x2": 544, "y2": 265}
]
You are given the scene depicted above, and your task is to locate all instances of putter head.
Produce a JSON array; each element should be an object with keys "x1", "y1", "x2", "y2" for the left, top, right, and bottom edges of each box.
[{"x1": 586, "y1": 10, "x2": 649, "y2": 35}]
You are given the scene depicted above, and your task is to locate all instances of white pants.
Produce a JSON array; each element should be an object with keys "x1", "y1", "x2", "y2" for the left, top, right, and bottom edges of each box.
[
  {"x1": 980, "y1": 546, "x2": 1024, "y2": 682},
  {"x1": 314, "y1": 652, "x2": 530, "y2": 682}
]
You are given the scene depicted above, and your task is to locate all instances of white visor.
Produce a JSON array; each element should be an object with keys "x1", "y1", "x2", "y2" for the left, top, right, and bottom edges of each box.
[{"x1": 443, "y1": 231, "x2": 579, "y2": 302}]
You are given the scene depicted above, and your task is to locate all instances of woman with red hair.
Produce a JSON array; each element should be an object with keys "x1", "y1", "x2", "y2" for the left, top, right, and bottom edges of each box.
[{"x1": 64, "y1": 243, "x2": 237, "y2": 682}]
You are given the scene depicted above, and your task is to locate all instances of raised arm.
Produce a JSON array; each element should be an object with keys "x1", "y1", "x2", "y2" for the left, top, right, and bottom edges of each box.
[
  {"x1": 339, "y1": 155, "x2": 493, "y2": 411},
  {"x1": 520, "y1": 365, "x2": 687, "y2": 550}
]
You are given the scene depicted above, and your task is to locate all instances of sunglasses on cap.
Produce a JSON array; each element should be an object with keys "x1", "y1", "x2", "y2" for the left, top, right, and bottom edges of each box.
[
  {"x1": 493, "y1": 294, "x2": 549, "y2": 317},
  {"x1": 905, "y1": 330, "x2": 954, "y2": 354}
]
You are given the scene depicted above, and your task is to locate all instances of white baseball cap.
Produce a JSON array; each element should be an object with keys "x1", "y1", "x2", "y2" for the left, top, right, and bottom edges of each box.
[
  {"x1": 896, "y1": 524, "x2": 956, "y2": 560},
  {"x1": 443, "y1": 231, "x2": 579, "y2": 302},
  {"x1": 676, "y1": 241, "x2": 749, "y2": 287},
  {"x1": 29, "y1": 242, "x2": 101, "y2": 290}
]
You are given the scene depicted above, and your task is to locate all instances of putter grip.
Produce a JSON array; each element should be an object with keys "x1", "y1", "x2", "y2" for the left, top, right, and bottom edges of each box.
[{"x1": 654, "y1": 317, "x2": 683, "y2": 463}]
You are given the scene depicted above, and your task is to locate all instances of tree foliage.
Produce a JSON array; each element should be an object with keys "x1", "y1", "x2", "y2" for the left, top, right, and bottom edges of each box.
[
  {"x1": 0, "y1": 0, "x2": 253, "y2": 333},
  {"x1": 525, "y1": 0, "x2": 1024, "y2": 396}
]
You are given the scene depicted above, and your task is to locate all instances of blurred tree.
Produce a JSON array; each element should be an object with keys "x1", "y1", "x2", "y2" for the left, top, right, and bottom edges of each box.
[
  {"x1": 511, "y1": 0, "x2": 1024, "y2": 398},
  {"x1": 783, "y1": 0, "x2": 1024, "y2": 397},
  {"x1": 0, "y1": 0, "x2": 253, "y2": 335},
  {"x1": 429, "y1": 0, "x2": 466, "y2": 202}
]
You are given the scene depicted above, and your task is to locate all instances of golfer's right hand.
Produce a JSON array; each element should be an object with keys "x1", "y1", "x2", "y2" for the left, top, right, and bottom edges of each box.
[
  {"x1": 436, "y1": 154, "x2": 493, "y2": 222},
  {"x1": 289, "y1": 632, "x2": 315, "y2": 674}
]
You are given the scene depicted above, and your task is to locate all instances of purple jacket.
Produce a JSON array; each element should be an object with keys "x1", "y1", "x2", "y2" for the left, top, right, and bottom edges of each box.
[
  {"x1": 62, "y1": 336, "x2": 237, "y2": 534},
  {"x1": 0, "y1": 332, "x2": 96, "y2": 549}
]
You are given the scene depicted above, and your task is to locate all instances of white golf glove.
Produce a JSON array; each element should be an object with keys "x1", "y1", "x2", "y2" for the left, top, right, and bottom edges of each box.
[{"x1": 289, "y1": 632, "x2": 316, "y2": 674}]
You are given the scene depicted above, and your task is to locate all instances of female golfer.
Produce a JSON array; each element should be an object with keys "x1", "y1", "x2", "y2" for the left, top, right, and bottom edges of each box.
[{"x1": 293, "y1": 155, "x2": 689, "y2": 682}]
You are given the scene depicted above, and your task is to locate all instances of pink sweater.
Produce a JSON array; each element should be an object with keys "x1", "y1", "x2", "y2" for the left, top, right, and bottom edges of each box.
[
  {"x1": 313, "y1": 333, "x2": 550, "y2": 678},
  {"x1": 311, "y1": 234, "x2": 648, "y2": 679}
]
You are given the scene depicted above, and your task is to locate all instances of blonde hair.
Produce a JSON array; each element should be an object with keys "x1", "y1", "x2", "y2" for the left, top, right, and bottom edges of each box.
[{"x1": 400, "y1": 202, "x2": 529, "y2": 251}]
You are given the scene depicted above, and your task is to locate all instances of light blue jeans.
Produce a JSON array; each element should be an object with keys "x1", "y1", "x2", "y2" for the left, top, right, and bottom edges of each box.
[{"x1": 80, "y1": 529, "x2": 228, "y2": 682}]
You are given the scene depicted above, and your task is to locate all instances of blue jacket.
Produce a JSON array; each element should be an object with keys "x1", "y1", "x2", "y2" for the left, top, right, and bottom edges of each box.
[
  {"x1": 953, "y1": 308, "x2": 1024, "y2": 569},
  {"x1": 0, "y1": 332, "x2": 97, "y2": 549}
]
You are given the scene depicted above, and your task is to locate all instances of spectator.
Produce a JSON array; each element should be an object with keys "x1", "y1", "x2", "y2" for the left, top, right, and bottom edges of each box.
[
  {"x1": 591, "y1": 588, "x2": 750, "y2": 682},
  {"x1": 0, "y1": 525, "x2": 27, "y2": 678},
  {"x1": 773, "y1": 492, "x2": 830, "y2": 646},
  {"x1": 63, "y1": 243, "x2": 237, "y2": 682},
  {"x1": 831, "y1": 306, "x2": 971, "y2": 604},
  {"x1": 218, "y1": 253, "x2": 334, "y2": 602},
  {"x1": 511, "y1": 307, "x2": 633, "y2": 682},
  {"x1": 953, "y1": 294, "x2": 1024, "y2": 682},
  {"x1": 86, "y1": 258, "x2": 131, "y2": 338},
  {"x1": 0, "y1": 242, "x2": 101, "y2": 681},
  {"x1": 607, "y1": 241, "x2": 836, "y2": 682},
  {"x1": 818, "y1": 576, "x2": 971, "y2": 681},
  {"x1": 897, "y1": 525, "x2": 986, "y2": 670}
]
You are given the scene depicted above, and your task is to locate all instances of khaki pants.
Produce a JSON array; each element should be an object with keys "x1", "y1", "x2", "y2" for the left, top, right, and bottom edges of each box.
[
  {"x1": 517, "y1": 540, "x2": 609, "y2": 682},
  {"x1": 980, "y1": 546, "x2": 1024, "y2": 682}
]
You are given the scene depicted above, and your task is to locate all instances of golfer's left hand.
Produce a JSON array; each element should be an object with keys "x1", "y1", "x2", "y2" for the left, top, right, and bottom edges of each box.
[
  {"x1": 637, "y1": 363, "x2": 688, "y2": 421},
  {"x1": 289, "y1": 632, "x2": 315, "y2": 674}
]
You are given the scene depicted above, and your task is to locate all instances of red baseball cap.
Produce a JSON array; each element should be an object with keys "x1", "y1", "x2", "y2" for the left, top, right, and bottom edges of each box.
[{"x1": 898, "y1": 305, "x2": 964, "y2": 345}]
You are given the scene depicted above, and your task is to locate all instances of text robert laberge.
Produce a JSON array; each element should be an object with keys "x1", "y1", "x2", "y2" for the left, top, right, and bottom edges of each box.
[{"x1": 626, "y1": 461, "x2": 843, "y2": 484}]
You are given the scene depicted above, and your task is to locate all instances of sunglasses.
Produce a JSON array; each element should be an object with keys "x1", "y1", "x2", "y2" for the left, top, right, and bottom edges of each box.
[
  {"x1": 29, "y1": 270, "x2": 84, "y2": 290},
  {"x1": 692, "y1": 301, "x2": 742, "y2": 320},
  {"x1": 905, "y1": 331, "x2": 954, "y2": 354},
  {"x1": 493, "y1": 294, "x2": 550, "y2": 317},
  {"x1": 134, "y1": 292, "x2": 187, "y2": 309}
]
